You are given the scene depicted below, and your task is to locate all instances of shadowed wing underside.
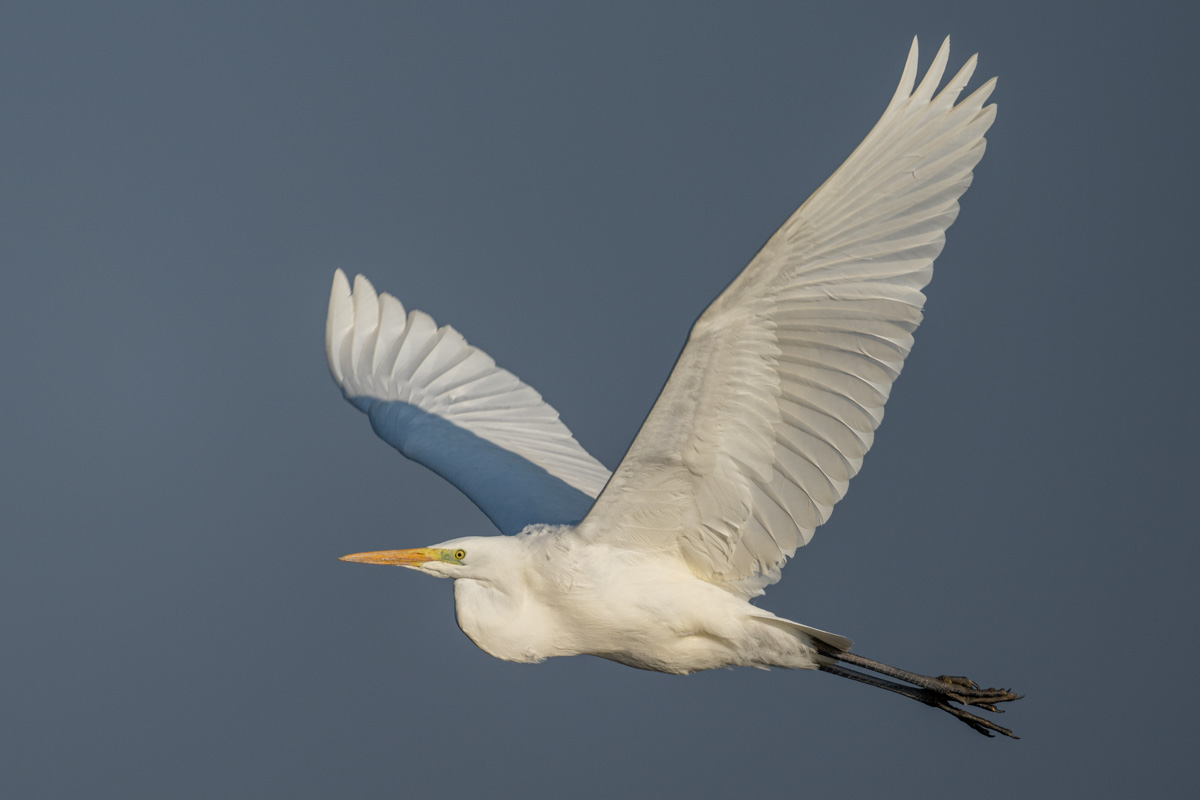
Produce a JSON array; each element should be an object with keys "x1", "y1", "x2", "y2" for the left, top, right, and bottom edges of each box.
[{"x1": 326, "y1": 271, "x2": 611, "y2": 534}]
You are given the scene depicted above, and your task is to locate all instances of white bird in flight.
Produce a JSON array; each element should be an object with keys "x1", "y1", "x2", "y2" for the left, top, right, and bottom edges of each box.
[{"x1": 329, "y1": 38, "x2": 1021, "y2": 737}]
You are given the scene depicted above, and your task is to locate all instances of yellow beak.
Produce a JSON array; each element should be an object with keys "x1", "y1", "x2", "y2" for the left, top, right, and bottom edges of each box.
[{"x1": 339, "y1": 548, "x2": 439, "y2": 566}]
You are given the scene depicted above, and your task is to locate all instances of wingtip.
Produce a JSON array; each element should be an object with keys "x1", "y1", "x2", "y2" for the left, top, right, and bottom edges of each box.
[
  {"x1": 889, "y1": 37, "x2": 921, "y2": 110},
  {"x1": 350, "y1": 274, "x2": 382, "y2": 383},
  {"x1": 351, "y1": 272, "x2": 378, "y2": 304},
  {"x1": 912, "y1": 36, "x2": 952, "y2": 104},
  {"x1": 326, "y1": 269, "x2": 356, "y2": 384}
]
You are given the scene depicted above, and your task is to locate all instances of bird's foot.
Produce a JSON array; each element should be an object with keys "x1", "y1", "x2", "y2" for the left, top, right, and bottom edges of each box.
[
  {"x1": 929, "y1": 673, "x2": 1020, "y2": 709},
  {"x1": 916, "y1": 677, "x2": 1023, "y2": 738},
  {"x1": 822, "y1": 652, "x2": 1023, "y2": 738}
]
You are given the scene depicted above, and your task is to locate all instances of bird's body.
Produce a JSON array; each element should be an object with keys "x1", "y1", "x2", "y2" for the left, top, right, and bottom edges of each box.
[
  {"x1": 434, "y1": 528, "x2": 837, "y2": 673},
  {"x1": 330, "y1": 38, "x2": 1024, "y2": 736}
]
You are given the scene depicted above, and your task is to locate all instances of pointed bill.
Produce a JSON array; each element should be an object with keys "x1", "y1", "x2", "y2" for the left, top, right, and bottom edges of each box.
[{"x1": 339, "y1": 548, "x2": 439, "y2": 566}]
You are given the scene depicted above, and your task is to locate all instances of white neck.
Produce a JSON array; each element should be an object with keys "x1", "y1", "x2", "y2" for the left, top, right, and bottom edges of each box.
[{"x1": 450, "y1": 526, "x2": 580, "y2": 663}]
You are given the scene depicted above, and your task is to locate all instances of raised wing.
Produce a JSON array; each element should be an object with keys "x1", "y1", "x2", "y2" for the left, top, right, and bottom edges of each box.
[
  {"x1": 578, "y1": 38, "x2": 996, "y2": 597},
  {"x1": 327, "y1": 270, "x2": 611, "y2": 534}
]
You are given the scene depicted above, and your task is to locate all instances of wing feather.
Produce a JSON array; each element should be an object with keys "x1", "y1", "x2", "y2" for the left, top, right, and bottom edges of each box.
[
  {"x1": 578, "y1": 38, "x2": 996, "y2": 596},
  {"x1": 327, "y1": 271, "x2": 611, "y2": 534}
]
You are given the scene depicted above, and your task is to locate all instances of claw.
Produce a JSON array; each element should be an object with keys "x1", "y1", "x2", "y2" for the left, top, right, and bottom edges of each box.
[{"x1": 935, "y1": 699, "x2": 1018, "y2": 738}]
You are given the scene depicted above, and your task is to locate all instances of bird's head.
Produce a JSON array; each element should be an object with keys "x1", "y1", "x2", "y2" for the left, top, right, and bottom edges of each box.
[{"x1": 339, "y1": 536, "x2": 506, "y2": 580}]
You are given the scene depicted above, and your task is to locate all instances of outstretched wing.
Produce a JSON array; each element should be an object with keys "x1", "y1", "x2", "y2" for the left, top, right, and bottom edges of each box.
[
  {"x1": 326, "y1": 270, "x2": 611, "y2": 534},
  {"x1": 577, "y1": 38, "x2": 997, "y2": 597}
]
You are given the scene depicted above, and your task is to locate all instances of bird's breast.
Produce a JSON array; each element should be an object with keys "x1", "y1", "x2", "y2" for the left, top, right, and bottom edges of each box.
[{"x1": 452, "y1": 579, "x2": 571, "y2": 663}]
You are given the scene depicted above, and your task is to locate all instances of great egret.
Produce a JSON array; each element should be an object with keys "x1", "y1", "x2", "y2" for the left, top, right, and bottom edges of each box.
[{"x1": 329, "y1": 38, "x2": 1021, "y2": 737}]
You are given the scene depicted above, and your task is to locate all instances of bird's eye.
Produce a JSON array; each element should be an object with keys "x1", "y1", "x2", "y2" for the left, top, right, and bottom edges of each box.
[{"x1": 453, "y1": 549, "x2": 467, "y2": 561}]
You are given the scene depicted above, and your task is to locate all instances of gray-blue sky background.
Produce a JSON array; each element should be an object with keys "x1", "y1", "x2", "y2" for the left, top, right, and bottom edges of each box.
[{"x1": 2, "y1": 2, "x2": 1196, "y2": 797}]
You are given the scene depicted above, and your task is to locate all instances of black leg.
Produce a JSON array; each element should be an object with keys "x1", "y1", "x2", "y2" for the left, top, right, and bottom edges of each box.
[{"x1": 817, "y1": 652, "x2": 1023, "y2": 738}]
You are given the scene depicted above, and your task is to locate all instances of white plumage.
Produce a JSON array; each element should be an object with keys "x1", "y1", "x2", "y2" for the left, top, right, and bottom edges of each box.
[{"x1": 330, "y1": 38, "x2": 1022, "y2": 737}]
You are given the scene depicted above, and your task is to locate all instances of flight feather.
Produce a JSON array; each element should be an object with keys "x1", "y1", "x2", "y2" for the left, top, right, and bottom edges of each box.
[
  {"x1": 326, "y1": 270, "x2": 612, "y2": 534},
  {"x1": 577, "y1": 38, "x2": 997, "y2": 597}
]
